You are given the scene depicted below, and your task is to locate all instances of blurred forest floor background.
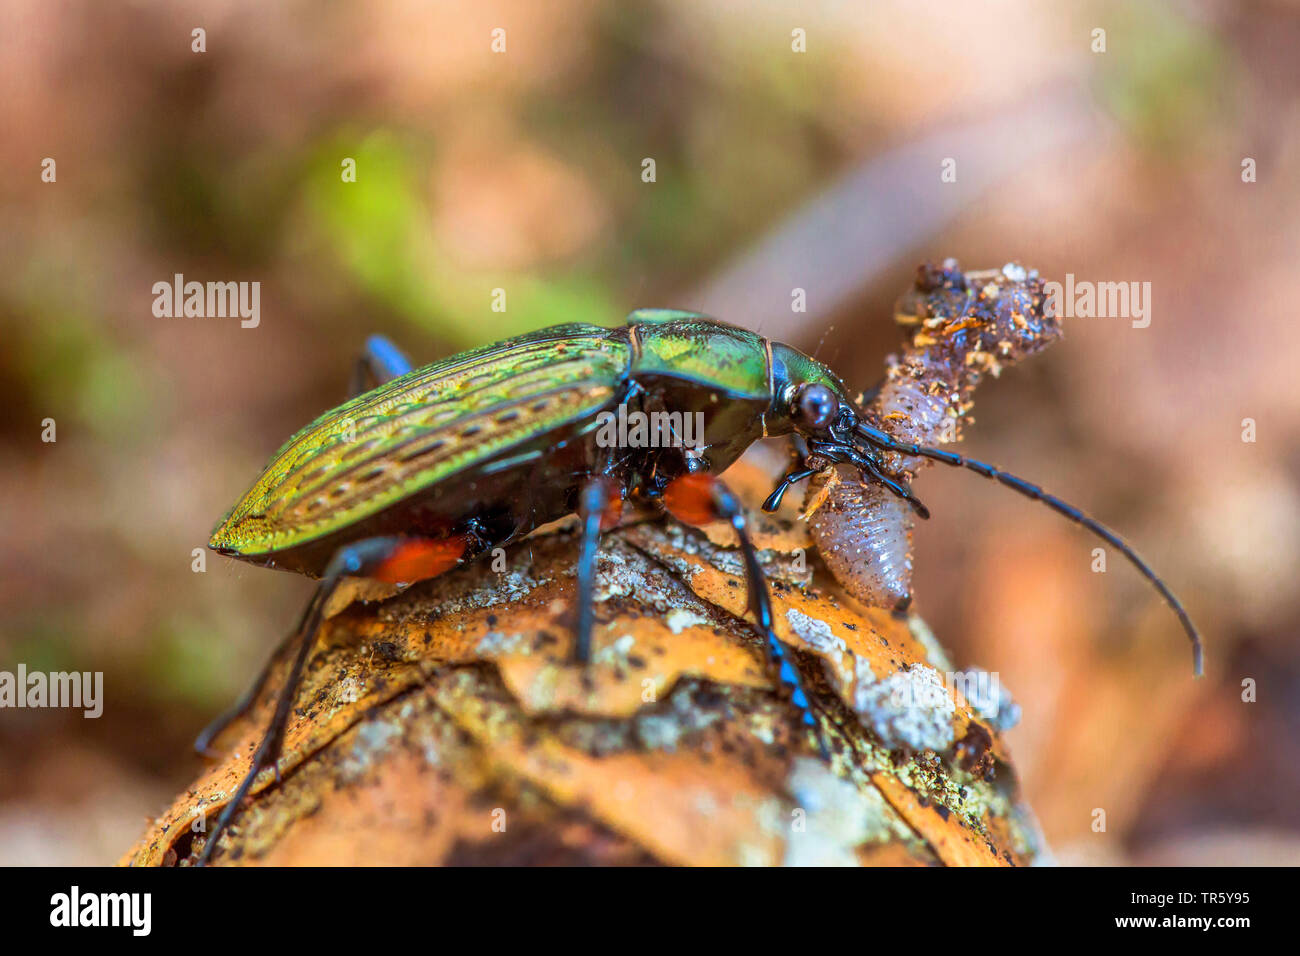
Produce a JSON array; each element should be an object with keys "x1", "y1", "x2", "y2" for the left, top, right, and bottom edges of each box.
[{"x1": 2, "y1": 0, "x2": 1298, "y2": 864}]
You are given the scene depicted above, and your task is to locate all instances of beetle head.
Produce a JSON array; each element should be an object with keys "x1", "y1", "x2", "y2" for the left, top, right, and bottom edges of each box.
[{"x1": 776, "y1": 380, "x2": 932, "y2": 515}]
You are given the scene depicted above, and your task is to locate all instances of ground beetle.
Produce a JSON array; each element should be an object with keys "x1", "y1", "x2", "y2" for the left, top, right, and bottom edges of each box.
[{"x1": 196, "y1": 286, "x2": 1202, "y2": 864}]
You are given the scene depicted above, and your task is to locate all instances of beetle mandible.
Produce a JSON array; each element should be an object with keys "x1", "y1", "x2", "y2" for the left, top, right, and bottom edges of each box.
[{"x1": 195, "y1": 271, "x2": 1202, "y2": 864}]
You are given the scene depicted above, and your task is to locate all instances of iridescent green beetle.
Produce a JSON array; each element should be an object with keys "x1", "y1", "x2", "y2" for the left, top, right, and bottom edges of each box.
[{"x1": 197, "y1": 282, "x2": 1201, "y2": 864}]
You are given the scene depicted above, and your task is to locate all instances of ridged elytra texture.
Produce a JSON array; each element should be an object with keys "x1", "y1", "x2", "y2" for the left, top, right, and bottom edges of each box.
[{"x1": 210, "y1": 324, "x2": 627, "y2": 557}]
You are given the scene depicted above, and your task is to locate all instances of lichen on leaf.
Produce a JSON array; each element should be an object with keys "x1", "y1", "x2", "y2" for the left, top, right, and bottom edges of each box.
[{"x1": 123, "y1": 453, "x2": 1044, "y2": 867}]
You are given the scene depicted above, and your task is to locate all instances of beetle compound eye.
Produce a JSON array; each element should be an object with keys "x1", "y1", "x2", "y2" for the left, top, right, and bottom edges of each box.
[{"x1": 796, "y1": 384, "x2": 838, "y2": 429}]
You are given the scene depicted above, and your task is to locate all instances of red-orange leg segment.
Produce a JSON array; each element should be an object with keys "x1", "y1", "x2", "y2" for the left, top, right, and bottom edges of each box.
[{"x1": 661, "y1": 472, "x2": 718, "y2": 526}]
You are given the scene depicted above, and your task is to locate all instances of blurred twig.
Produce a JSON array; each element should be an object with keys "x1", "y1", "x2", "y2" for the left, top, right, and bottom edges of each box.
[{"x1": 682, "y1": 83, "x2": 1102, "y2": 340}]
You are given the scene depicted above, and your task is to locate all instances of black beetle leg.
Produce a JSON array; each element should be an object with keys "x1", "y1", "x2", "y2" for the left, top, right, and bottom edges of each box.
[
  {"x1": 707, "y1": 480, "x2": 830, "y2": 761},
  {"x1": 572, "y1": 476, "x2": 620, "y2": 664},
  {"x1": 197, "y1": 581, "x2": 330, "y2": 865},
  {"x1": 238, "y1": 326, "x2": 427, "y2": 777},
  {"x1": 807, "y1": 438, "x2": 932, "y2": 520},
  {"x1": 857, "y1": 456, "x2": 930, "y2": 520},
  {"x1": 193, "y1": 603, "x2": 316, "y2": 758}
]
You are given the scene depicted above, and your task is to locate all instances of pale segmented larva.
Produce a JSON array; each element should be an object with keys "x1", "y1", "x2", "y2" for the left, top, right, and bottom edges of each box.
[{"x1": 807, "y1": 260, "x2": 1061, "y2": 611}]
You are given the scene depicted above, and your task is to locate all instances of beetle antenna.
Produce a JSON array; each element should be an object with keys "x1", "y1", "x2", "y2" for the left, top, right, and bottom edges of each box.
[
  {"x1": 811, "y1": 324, "x2": 834, "y2": 361},
  {"x1": 854, "y1": 422, "x2": 1203, "y2": 676}
]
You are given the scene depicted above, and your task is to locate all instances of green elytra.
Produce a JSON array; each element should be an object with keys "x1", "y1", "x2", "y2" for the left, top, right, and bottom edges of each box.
[{"x1": 210, "y1": 312, "x2": 846, "y2": 570}]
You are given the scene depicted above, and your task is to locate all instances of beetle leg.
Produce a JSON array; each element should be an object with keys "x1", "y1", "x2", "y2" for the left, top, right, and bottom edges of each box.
[
  {"x1": 196, "y1": 533, "x2": 469, "y2": 865},
  {"x1": 760, "y1": 467, "x2": 818, "y2": 513},
  {"x1": 572, "y1": 476, "x2": 624, "y2": 664},
  {"x1": 349, "y1": 334, "x2": 414, "y2": 396},
  {"x1": 199, "y1": 527, "x2": 476, "y2": 758},
  {"x1": 662, "y1": 473, "x2": 829, "y2": 760},
  {"x1": 197, "y1": 583, "x2": 327, "y2": 866}
]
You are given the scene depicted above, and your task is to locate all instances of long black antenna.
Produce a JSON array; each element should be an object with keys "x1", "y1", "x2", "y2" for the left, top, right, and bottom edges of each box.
[{"x1": 854, "y1": 422, "x2": 1203, "y2": 676}]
